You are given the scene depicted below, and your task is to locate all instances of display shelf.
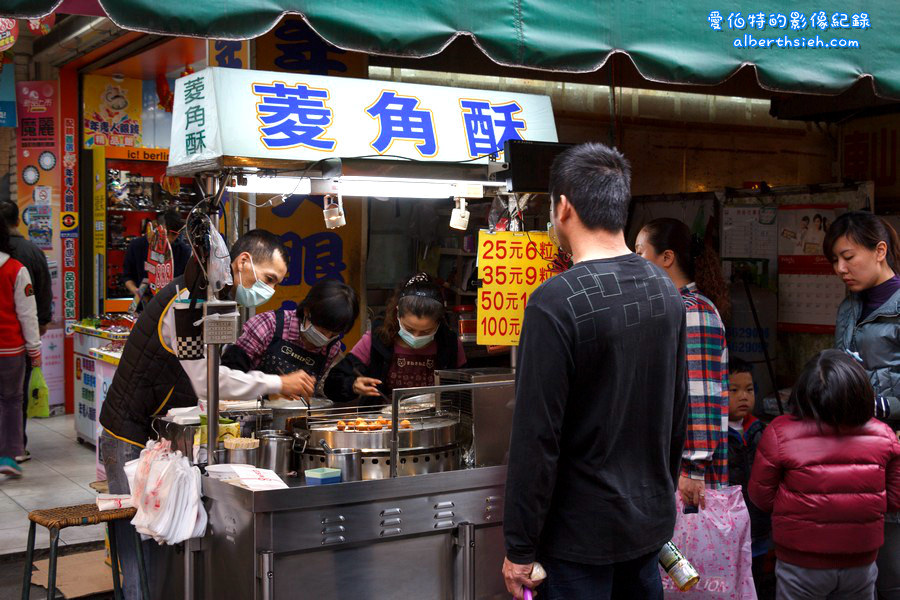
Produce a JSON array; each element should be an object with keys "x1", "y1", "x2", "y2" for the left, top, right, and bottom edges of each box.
[
  {"x1": 89, "y1": 348, "x2": 122, "y2": 366},
  {"x1": 72, "y1": 324, "x2": 131, "y2": 340}
]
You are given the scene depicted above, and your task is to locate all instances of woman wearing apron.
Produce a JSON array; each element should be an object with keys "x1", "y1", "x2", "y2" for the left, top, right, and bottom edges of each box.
[
  {"x1": 325, "y1": 273, "x2": 466, "y2": 405},
  {"x1": 222, "y1": 279, "x2": 360, "y2": 398},
  {"x1": 825, "y1": 211, "x2": 900, "y2": 600}
]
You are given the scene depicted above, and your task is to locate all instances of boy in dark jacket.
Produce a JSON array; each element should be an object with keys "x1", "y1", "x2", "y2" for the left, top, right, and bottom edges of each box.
[{"x1": 728, "y1": 357, "x2": 773, "y2": 592}]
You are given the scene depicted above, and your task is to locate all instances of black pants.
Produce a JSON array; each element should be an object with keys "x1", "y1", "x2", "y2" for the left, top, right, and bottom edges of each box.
[
  {"x1": 22, "y1": 360, "x2": 31, "y2": 449},
  {"x1": 541, "y1": 552, "x2": 664, "y2": 600}
]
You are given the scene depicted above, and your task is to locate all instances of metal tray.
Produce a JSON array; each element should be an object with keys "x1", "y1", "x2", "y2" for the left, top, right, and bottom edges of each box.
[{"x1": 308, "y1": 417, "x2": 457, "y2": 451}]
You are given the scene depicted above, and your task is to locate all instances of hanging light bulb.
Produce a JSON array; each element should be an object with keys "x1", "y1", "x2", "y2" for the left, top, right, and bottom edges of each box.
[
  {"x1": 323, "y1": 193, "x2": 346, "y2": 229},
  {"x1": 449, "y1": 197, "x2": 470, "y2": 231}
]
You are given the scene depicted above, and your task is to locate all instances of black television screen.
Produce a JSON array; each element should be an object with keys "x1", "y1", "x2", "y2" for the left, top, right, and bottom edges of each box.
[{"x1": 503, "y1": 140, "x2": 575, "y2": 193}]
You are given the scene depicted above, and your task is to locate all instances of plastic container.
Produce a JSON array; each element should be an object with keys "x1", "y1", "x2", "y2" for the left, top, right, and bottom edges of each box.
[
  {"x1": 450, "y1": 305, "x2": 477, "y2": 343},
  {"x1": 305, "y1": 467, "x2": 342, "y2": 485}
]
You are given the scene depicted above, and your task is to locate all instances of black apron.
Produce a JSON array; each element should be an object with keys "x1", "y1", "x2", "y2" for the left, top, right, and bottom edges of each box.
[{"x1": 257, "y1": 310, "x2": 332, "y2": 381}]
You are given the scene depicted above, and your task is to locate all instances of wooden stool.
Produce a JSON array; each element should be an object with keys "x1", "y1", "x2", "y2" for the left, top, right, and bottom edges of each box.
[{"x1": 22, "y1": 503, "x2": 150, "y2": 600}]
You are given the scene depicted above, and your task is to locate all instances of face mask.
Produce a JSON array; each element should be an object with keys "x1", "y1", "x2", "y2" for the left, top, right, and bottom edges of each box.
[
  {"x1": 234, "y1": 256, "x2": 275, "y2": 307},
  {"x1": 301, "y1": 318, "x2": 336, "y2": 348},
  {"x1": 398, "y1": 319, "x2": 436, "y2": 349}
]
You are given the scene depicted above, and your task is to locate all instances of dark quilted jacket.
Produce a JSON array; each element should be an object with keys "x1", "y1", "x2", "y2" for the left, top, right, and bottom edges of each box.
[{"x1": 99, "y1": 274, "x2": 199, "y2": 445}]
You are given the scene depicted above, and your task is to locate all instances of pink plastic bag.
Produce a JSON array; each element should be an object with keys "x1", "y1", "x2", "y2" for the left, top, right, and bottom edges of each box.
[{"x1": 660, "y1": 486, "x2": 756, "y2": 599}]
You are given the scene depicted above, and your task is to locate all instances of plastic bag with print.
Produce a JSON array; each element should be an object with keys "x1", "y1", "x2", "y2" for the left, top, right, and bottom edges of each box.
[{"x1": 660, "y1": 486, "x2": 757, "y2": 599}]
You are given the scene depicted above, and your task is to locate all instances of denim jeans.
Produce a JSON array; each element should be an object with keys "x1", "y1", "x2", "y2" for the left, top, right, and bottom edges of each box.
[
  {"x1": 541, "y1": 551, "x2": 664, "y2": 600},
  {"x1": 100, "y1": 431, "x2": 152, "y2": 600},
  {"x1": 0, "y1": 355, "x2": 26, "y2": 459}
]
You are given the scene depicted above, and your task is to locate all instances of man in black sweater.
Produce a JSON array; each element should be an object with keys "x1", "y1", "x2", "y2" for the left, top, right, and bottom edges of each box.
[
  {"x1": 502, "y1": 143, "x2": 688, "y2": 599},
  {"x1": 1, "y1": 200, "x2": 52, "y2": 462}
]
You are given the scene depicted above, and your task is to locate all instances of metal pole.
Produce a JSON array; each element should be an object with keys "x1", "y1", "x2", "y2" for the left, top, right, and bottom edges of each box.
[
  {"x1": 510, "y1": 347, "x2": 517, "y2": 371},
  {"x1": 206, "y1": 176, "x2": 221, "y2": 464},
  {"x1": 183, "y1": 539, "x2": 194, "y2": 600},
  {"x1": 389, "y1": 390, "x2": 399, "y2": 478},
  {"x1": 457, "y1": 522, "x2": 475, "y2": 600},
  {"x1": 259, "y1": 551, "x2": 274, "y2": 600}
]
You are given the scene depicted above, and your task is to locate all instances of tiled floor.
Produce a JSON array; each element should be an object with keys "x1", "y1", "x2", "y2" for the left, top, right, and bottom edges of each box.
[{"x1": 0, "y1": 415, "x2": 104, "y2": 555}]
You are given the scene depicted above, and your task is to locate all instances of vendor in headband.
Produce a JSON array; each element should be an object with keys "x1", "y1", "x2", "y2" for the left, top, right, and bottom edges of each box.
[{"x1": 325, "y1": 273, "x2": 466, "y2": 405}]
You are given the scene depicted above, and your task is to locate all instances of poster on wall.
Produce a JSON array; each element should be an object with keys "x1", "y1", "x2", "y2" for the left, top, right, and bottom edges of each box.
[
  {"x1": 82, "y1": 74, "x2": 143, "y2": 148},
  {"x1": 41, "y1": 327, "x2": 65, "y2": 409},
  {"x1": 0, "y1": 19, "x2": 18, "y2": 52},
  {"x1": 777, "y1": 204, "x2": 848, "y2": 333},
  {"x1": 16, "y1": 80, "x2": 64, "y2": 407}
]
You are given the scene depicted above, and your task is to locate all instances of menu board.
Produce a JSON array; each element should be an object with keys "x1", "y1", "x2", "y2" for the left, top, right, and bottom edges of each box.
[{"x1": 477, "y1": 231, "x2": 556, "y2": 346}]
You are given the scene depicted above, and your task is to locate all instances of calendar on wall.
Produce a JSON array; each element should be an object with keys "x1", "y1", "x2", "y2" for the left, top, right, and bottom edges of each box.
[{"x1": 776, "y1": 204, "x2": 848, "y2": 333}]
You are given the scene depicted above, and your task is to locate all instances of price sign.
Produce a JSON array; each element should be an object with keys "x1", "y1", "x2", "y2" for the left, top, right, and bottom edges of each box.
[{"x1": 477, "y1": 230, "x2": 557, "y2": 346}]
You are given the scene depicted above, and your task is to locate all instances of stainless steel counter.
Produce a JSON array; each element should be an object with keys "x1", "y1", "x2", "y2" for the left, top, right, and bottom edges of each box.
[{"x1": 200, "y1": 466, "x2": 509, "y2": 600}]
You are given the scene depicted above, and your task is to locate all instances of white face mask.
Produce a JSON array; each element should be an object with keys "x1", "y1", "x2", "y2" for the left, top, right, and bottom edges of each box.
[
  {"x1": 234, "y1": 256, "x2": 275, "y2": 307},
  {"x1": 397, "y1": 319, "x2": 436, "y2": 349},
  {"x1": 300, "y1": 317, "x2": 336, "y2": 348}
]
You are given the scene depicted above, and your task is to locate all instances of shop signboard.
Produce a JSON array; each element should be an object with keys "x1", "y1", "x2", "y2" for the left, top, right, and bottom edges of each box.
[
  {"x1": 208, "y1": 39, "x2": 249, "y2": 69},
  {"x1": 255, "y1": 17, "x2": 367, "y2": 77},
  {"x1": 83, "y1": 74, "x2": 143, "y2": 148},
  {"x1": 169, "y1": 67, "x2": 557, "y2": 171},
  {"x1": 15, "y1": 83, "x2": 63, "y2": 384},
  {"x1": 476, "y1": 230, "x2": 557, "y2": 346},
  {"x1": 254, "y1": 194, "x2": 368, "y2": 352}
]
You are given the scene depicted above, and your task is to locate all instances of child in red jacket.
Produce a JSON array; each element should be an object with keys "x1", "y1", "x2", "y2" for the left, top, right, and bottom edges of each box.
[{"x1": 749, "y1": 349, "x2": 900, "y2": 599}]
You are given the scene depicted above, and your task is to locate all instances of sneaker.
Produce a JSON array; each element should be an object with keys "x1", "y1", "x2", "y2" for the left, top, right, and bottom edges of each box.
[
  {"x1": 15, "y1": 450, "x2": 31, "y2": 463},
  {"x1": 0, "y1": 457, "x2": 22, "y2": 477}
]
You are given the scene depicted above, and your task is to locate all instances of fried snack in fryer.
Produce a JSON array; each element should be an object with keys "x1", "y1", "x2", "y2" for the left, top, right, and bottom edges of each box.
[
  {"x1": 336, "y1": 420, "x2": 346, "y2": 431},
  {"x1": 400, "y1": 419, "x2": 412, "y2": 429}
]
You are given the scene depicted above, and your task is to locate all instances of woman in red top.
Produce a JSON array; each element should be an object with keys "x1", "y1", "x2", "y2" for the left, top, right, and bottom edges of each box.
[
  {"x1": 750, "y1": 350, "x2": 900, "y2": 599},
  {"x1": 0, "y1": 223, "x2": 42, "y2": 477}
]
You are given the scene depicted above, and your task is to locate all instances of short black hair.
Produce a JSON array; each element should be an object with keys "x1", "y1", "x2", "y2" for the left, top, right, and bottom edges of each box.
[
  {"x1": 230, "y1": 229, "x2": 289, "y2": 267},
  {"x1": 0, "y1": 199, "x2": 18, "y2": 228},
  {"x1": 729, "y1": 356, "x2": 754, "y2": 376},
  {"x1": 549, "y1": 142, "x2": 632, "y2": 232},
  {"x1": 791, "y1": 349, "x2": 874, "y2": 429},
  {"x1": 161, "y1": 209, "x2": 184, "y2": 232},
  {"x1": 299, "y1": 279, "x2": 360, "y2": 335}
]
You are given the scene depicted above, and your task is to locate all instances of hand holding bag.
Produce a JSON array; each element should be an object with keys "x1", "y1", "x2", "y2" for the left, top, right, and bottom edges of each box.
[{"x1": 660, "y1": 486, "x2": 756, "y2": 599}]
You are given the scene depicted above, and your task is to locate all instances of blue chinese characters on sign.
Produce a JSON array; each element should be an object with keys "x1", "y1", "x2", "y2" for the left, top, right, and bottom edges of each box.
[
  {"x1": 253, "y1": 81, "x2": 336, "y2": 150},
  {"x1": 366, "y1": 91, "x2": 437, "y2": 157},
  {"x1": 273, "y1": 20, "x2": 348, "y2": 75},
  {"x1": 214, "y1": 41, "x2": 244, "y2": 69},
  {"x1": 460, "y1": 100, "x2": 526, "y2": 158},
  {"x1": 280, "y1": 229, "x2": 347, "y2": 286}
]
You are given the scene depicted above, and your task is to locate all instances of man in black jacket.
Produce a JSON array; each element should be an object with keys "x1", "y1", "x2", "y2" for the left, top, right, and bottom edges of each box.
[
  {"x1": 502, "y1": 143, "x2": 688, "y2": 599},
  {"x1": 1, "y1": 200, "x2": 52, "y2": 463}
]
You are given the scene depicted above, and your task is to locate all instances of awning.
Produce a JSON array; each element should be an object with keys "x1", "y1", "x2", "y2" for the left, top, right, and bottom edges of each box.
[{"x1": 6, "y1": 1, "x2": 900, "y2": 99}]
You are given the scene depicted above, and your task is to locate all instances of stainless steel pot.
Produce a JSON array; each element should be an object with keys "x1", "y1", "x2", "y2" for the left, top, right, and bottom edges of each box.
[
  {"x1": 325, "y1": 448, "x2": 362, "y2": 482},
  {"x1": 258, "y1": 432, "x2": 294, "y2": 478}
]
